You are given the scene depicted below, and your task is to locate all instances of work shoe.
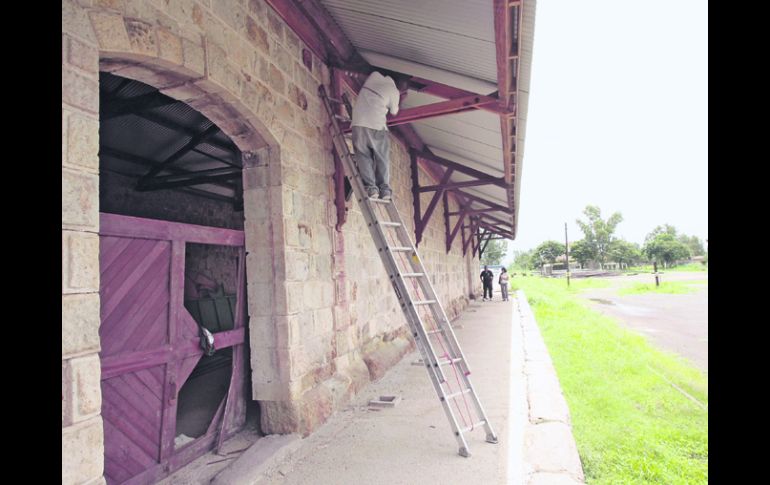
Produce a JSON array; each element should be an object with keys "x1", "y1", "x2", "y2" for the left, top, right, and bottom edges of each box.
[
  {"x1": 380, "y1": 191, "x2": 392, "y2": 201},
  {"x1": 366, "y1": 187, "x2": 379, "y2": 199}
]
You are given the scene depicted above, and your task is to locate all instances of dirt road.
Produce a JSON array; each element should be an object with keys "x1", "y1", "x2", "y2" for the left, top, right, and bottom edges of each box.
[{"x1": 578, "y1": 272, "x2": 708, "y2": 372}]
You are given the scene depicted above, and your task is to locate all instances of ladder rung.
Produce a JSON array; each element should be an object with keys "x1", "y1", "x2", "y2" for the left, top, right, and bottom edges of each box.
[
  {"x1": 459, "y1": 421, "x2": 487, "y2": 434},
  {"x1": 439, "y1": 357, "x2": 463, "y2": 366},
  {"x1": 443, "y1": 389, "x2": 471, "y2": 400},
  {"x1": 390, "y1": 247, "x2": 412, "y2": 252},
  {"x1": 368, "y1": 198, "x2": 391, "y2": 204},
  {"x1": 401, "y1": 273, "x2": 424, "y2": 278},
  {"x1": 380, "y1": 222, "x2": 402, "y2": 227},
  {"x1": 334, "y1": 114, "x2": 350, "y2": 121},
  {"x1": 427, "y1": 329, "x2": 444, "y2": 335},
  {"x1": 327, "y1": 97, "x2": 344, "y2": 104},
  {"x1": 413, "y1": 300, "x2": 437, "y2": 306}
]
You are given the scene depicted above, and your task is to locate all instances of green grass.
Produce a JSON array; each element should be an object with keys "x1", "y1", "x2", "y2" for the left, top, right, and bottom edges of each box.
[
  {"x1": 618, "y1": 280, "x2": 706, "y2": 296},
  {"x1": 511, "y1": 276, "x2": 708, "y2": 484}
]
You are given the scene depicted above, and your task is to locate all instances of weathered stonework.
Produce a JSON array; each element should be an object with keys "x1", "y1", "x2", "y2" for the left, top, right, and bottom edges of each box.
[
  {"x1": 62, "y1": 417, "x2": 105, "y2": 485},
  {"x1": 63, "y1": 0, "x2": 485, "y2": 481}
]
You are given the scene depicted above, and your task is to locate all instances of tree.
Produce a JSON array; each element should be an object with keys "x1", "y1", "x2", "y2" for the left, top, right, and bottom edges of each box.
[
  {"x1": 480, "y1": 239, "x2": 507, "y2": 265},
  {"x1": 533, "y1": 240, "x2": 565, "y2": 268},
  {"x1": 608, "y1": 239, "x2": 642, "y2": 268},
  {"x1": 576, "y1": 205, "x2": 623, "y2": 268},
  {"x1": 677, "y1": 234, "x2": 705, "y2": 256},
  {"x1": 644, "y1": 224, "x2": 678, "y2": 244},
  {"x1": 569, "y1": 239, "x2": 595, "y2": 269},
  {"x1": 643, "y1": 233, "x2": 691, "y2": 267},
  {"x1": 512, "y1": 249, "x2": 536, "y2": 271}
]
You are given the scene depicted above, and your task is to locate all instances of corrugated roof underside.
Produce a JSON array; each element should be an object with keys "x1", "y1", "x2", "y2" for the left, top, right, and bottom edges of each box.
[{"x1": 322, "y1": 0, "x2": 497, "y2": 83}]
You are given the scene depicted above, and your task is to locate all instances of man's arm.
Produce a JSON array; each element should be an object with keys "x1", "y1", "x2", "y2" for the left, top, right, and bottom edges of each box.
[{"x1": 388, "y1": 83, "x2": 400, "y2": 116}]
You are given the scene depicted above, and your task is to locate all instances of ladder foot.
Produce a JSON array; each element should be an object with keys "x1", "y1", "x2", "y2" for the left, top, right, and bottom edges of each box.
[
  {"x1": 458, "y1": 447, "x2": 471, "y2": 458},
  {"x1": 486, "y1": 433, "x2": 499, "y2": 444}
]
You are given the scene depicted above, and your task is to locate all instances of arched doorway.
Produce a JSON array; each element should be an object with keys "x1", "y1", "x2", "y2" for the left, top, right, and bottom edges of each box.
[{"x1": 97, "y1": 72, "x2": 258, "y2": 484}]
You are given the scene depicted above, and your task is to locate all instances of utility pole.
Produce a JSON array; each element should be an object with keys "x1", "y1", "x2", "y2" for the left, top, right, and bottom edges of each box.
[{"x1": 565, "y1": 222, "x2": 570, "y2": 287}]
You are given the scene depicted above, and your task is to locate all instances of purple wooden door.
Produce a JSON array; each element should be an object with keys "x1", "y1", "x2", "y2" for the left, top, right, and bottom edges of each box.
[
  {"x1": 99, "y1": 214, "x2": 247, "y2": 485},
  {"x1": 99, "y1": 236, "x2": 171, "y2": 483}
]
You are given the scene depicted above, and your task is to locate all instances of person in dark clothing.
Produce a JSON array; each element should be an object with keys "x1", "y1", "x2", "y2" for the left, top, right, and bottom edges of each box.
[{"x1": 480, "y1": 265, "x2": 494, "y2": 301}]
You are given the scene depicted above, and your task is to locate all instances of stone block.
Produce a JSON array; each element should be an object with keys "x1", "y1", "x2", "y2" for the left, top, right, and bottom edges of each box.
[
  {"x1": 71, "y1": 354, "x2": 102, "y2": 419},
  {"x1": 313, "y1": 308, "x2": 334, "y2": 335},
  {"x1": 62, "y1": 360, "x2": 74, "y2": 426},
  {"x1": 265, "y1": 8, "x2": 285, "y2": 41},
  {"x1": 246, "y1": 281, "x2": 273, "y2": 317},
  {"x1": 62, "y1": 417, "x2": 104, "y2": 485},
  {"x1": 89, "y1": 11, "x2": 130, "y2": 52},
  {"x1": 247, "y1": 0, "x2": 268, "y2": 19},
  {"x1": 125, "y1": 19, "x2": 157, "y2": 57},
  {"x1": 62, "y1": 0, "x2": 97, "y2": 43},
  {"x1": 66, "y1": 113, "x2": 99, "y2": 171},
  {"x1": 199, "y1": 43, "x2": 242, "y2": 101},
  {"x1": 259, "y1": 400, "x2": 300, "y2": 434},
  {"x1": 286, "y1": 282, "x2": 304, "y2": 314},
  {"x1": 67, "y1": 36, "x2": 98, "y2": 74},
  {"x1": 267, "y1": 63, "x2": 285, "y2": 94},
  {"x1": 212, "y1": 0, "x2": 246, "y2": 32},
  {"x1": 285, "y1": 251, "x2": 309, "y2": 282},
  {"x1": 62, "y1": 230, "x2": 100, "y2": 292},
  {"x1": 182, "y1": 38, "x2": 206, "y2": 76},
  {"x1": 287, "y1": 83, "x2": 308, "y2": 111},
  {"x1": 246, "y1": 250, "x2": 274, "y2": 283},
  {"x1": 245, "y1": 15, "x2": 270, "y2": 54},
  {"x1": 274, "y1": 44, "x2": 293, "y2": 77},
  {"x1": 94, "y1": 0, "x2": 124, "y2": 10},
  {"x1": 361, "y1": 336, "x2": 411, "y2": 381},
  {"x1": 159, "y1": 81, "x2": 208, "y2": 104},
  {"x1": 62, "y1": 68, "x2": 99, "y2": 114},
  {"x1": 62, "y1": 293, "x2": 101, "y2": 357},
  {"x1": 156, "y1": 28, "x2": 184, "y2": 66}
]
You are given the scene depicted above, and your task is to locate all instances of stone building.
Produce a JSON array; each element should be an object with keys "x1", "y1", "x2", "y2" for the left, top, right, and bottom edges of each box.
[{"x1": 62, "y1": 0, "x2": 535, "y2": 483}]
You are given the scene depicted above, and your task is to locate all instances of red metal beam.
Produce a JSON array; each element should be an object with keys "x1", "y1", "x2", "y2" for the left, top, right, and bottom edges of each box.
[
  {"x1": 341, "y1": 94, "x2": 503, "y2": 132},
  {"x1": 265, "y1": 0, "x2": 329, "y2": 62},
  {"x1": 494, "y1": 0, "x2": 513, "y2": 112},
  {"x1": 408, "y1": 77, "x2": 513, "y2": 116},
  {"x1": 419, "y1": 178, "x2": 506, "y2": 193},
  {"x1": 447, "y1": 205, "x2": 469, "y2": 252},
  {"x1": 417, "y1": 169, "x2": 454, "y2": 245},
  {"x1": 450, "y1": 190, "x2": 510, "y2": 213},
  {"x1": 387, "y1": 94, "x2": 499, "y2": 126},
  {"x1": 414, "y1": 149, "x2": 510, "y2": 189}
]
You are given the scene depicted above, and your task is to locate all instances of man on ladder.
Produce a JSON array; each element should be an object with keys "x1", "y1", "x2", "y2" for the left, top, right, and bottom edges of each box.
[{"x1": 350, "y1": 71, "x2": 409, "y2": 201}]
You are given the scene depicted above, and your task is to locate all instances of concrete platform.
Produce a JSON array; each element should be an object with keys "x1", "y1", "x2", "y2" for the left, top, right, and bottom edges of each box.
[{"x1": 161, "y1": 292, "x2": 584, "y2": 484}]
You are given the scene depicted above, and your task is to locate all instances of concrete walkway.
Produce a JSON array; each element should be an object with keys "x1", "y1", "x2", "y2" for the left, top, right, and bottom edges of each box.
[{"x1": 162, "y1": 293, "x2": 584, "y2": 484}]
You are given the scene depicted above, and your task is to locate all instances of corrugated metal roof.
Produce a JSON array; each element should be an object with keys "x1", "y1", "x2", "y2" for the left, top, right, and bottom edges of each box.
[
  {"x1": 320, "y1": 0, "x2": 537, "y2": 237},
  {"x1": 322, "y1": 0, "x2": 498, "y2": 83},
  {"x1": 99, "y1": 72, "x2": 242, "y2": 201}
]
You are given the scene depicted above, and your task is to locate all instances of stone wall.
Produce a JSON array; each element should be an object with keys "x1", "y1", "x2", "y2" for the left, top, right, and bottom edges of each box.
[
  {"x1": 63, "y1": 0, "x2": 482, "y2": 481},
  {"x1": 100, "y1": 170, "x2": 244, "y2": 230}
]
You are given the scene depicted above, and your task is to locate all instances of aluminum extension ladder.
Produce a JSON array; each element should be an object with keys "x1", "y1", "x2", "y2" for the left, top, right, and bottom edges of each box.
[{"x1": 318, "y1": 85, "x2": 498, "y2": 457}]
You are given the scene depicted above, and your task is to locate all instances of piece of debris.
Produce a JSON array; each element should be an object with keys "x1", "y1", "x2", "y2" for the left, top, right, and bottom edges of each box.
[
  {"x1": 207, "y1": 456, "x2": 236, "y2": 466},
  {"x1": 174, "y1": 434, "x2": 196, "y2": 448},
  {"x1": 368, "y1": 395, "x2": 401, "y2": 408},
  {"x1": 411, "y1": 358, "x2": 425, "y2": 366}
]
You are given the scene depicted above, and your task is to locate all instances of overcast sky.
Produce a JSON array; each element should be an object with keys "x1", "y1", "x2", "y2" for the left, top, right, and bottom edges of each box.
[{"x1": 504, "y1": 0, "x2": 707, "y2": 262}]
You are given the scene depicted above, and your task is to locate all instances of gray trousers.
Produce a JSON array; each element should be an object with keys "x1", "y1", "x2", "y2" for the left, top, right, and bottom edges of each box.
[
  {"x1": 352, "y1": 126, "x2": 392, "y2": 194},
  {"x1": 501, "y1": 283, "x2": 509, "y2": 300}
]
